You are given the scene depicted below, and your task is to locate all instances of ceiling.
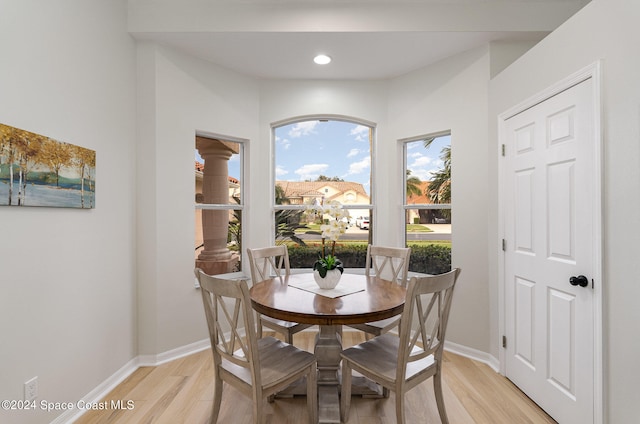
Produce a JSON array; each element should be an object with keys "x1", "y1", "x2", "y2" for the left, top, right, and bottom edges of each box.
[{"x1": 129, "y1": 0, "x2": 590, "y2": 80}]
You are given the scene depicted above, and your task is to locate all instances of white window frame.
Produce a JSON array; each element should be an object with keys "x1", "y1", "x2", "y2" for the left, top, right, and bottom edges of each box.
[
  {"x1": 194, "y1": 133, "x2": 246, "y2": 284},
  {"x1": 401, "y1": 131, "x2": 452, "y2": 247}
]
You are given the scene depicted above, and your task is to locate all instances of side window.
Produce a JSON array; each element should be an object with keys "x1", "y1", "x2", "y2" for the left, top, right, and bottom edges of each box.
[
  {"x1": 195, "y1": 137, "x2": 243, "y2": 275},
  {"x1": 274, "y1": 119, "x2": 373, "y2": 268},
  {"x1": 403, "y1": 133, "x2": 452, "y2": 274}
]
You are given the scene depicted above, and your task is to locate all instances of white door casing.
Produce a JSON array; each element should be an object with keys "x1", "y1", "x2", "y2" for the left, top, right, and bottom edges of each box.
[{"x1": 499, "y1": 64, "x2": 602, "y2": 424}]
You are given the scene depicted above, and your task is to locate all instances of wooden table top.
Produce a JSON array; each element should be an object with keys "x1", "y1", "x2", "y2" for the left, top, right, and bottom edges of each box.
[{"x1": 249, "y1": 272, "x2": 406, "y2": 326}]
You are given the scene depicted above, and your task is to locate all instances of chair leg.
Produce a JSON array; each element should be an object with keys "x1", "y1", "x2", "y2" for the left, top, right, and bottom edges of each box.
[
  {"x1": 285, "y1": 330, "x2": 293, "y2": 345},
  {"x1": 307, "y1": 365, "x2": 318, "y2": 424},
  {"x1": 433, "y1": 372, "x2": 449, "y2": 424},
  {"x1": 210, "y1": 373, "x2": 223, "y2": 424},
  {"x1": 395, "y1": 389, "x2": 405, "y2": 424},
  {"x1": 253, "y1": 391, "x2": 264, "y2": 424},
  {"x1": 340, "y1": 361, "x2": 352, "y2": 423}
]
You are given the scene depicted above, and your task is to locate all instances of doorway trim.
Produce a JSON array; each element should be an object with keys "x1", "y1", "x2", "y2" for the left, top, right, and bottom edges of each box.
[{"x1": 497, "y1": 61, "x2": 603, "y2": 424}]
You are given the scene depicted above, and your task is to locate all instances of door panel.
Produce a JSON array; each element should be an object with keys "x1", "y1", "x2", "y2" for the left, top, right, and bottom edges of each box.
[
  {"x1": 503, "y1": 78, "x2": 596, "y2": 424},
  {"x1": 514, "y1": 277, "x2": 535, "y2": 369},
  {"x1": 548, "y1": 288, "x2": 575, "y2": 397},
  {"x1": 547, "y1": 160, "x2": 575, "y2": 260}
]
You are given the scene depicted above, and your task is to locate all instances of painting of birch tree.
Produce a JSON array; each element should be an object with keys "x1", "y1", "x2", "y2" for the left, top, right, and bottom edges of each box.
[{"x1": 0, "y1": 123, "x2": 95, "y2": 208}]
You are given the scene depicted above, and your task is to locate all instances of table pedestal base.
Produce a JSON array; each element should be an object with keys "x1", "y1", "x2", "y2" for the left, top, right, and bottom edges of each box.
[{"x1": 316, "y1": 325, "x2": 342, "y2": 423}]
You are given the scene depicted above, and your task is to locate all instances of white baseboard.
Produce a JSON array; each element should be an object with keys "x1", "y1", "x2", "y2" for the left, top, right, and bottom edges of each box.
[
  {"x1": 137, "y1": 338, "x2": 211, "y2": 367},
  {"x1": 444, "y1": 340, "x2": 500, "y2": 373},
  {"x1": 50, "y1": 357, "x2": 139, "y2": 424},
  {"x1": 55, "y1": 339, "x2": 211, "y2": 423}
]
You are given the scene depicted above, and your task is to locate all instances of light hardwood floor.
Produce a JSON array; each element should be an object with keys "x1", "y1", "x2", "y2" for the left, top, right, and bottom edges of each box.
[{"x1": 75, "y1": 331, "x2": 556, "y2": 424}]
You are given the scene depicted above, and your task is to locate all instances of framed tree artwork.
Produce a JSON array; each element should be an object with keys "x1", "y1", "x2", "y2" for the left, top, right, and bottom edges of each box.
[{"x1": 0, "y1": 123, "x2": 96, "y2": 208}]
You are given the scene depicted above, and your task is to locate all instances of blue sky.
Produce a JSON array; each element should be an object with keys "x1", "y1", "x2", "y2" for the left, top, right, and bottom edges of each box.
[
  {"x1": 275, "y1": 120, "x2": 371, "y2": 190},
  {"x1": 196, "y1": 121, "x2": 450, "y2": 196},
  {"x1": 275, "y1": 120, "x2": 450, "y2": 195},
  {"x1": 405, "y1": 134, "x2": 450, "y2": 183}
]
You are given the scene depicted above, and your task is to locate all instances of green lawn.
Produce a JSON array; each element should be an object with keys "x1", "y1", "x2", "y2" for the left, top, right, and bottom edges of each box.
[
  {"x1": 406, "y1": 224, "x2": 434, "y2": 232},
  {"x1": 296, "y1": 223, "x2": 435, "y2": 233},
  {"x1": 407, "y1": 240, "x2": 451, "y2": 247},
  {"x1": 289, "y1": 223, "x2": 450, "y2": 247}
]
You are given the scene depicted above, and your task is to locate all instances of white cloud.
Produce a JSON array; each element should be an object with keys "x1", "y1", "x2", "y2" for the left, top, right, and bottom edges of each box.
[
  {"x1": 275, "y1": 165, "x2": 288, "y2": 177},
  {"x1": 345, "y1": 156, "x2": 371, "y2": 176},
  {"x1": 408, "y1": 153, "x2": 440, "y2": 181},
  {"x1": 410, "y1": 168, "x2": 435, "y2": 181},
  {"x1": 288, "y1": 121, "x2": 319, "y2": 138},
  {"x1": 294, "y1": 163, "x2": 329, "y2": 180},
  {"x1": 347, "y1": 148, "x2": 360, "y2": 158},
  {"x1": 410, "y1": 154, "x2": 432, "y2": 168},
  {"x1": 350, "y1": 125, "x2": 370, "y2": 142},
  {"x1": 276, "y1": 135, "x2": 291, "y2": 150}
]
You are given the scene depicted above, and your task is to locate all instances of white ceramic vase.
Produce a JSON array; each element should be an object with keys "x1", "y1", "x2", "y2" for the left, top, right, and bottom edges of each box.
[{"x1": 313, "y1": 269, "x2": 342, "y2": 289}]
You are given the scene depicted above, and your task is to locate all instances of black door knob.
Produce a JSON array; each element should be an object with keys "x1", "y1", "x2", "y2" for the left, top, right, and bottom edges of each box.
[{"x1": 569, "y1": 275, "x2": 589, "y2": 287}]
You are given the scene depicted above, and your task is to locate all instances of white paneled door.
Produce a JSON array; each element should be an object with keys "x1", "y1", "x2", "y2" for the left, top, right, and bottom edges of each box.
[{"x1": 502, "y1": 77, "x2": 599, "y2": 424}]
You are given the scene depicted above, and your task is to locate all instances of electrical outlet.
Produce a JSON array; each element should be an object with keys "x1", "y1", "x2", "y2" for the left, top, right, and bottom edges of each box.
[{"x1": 24, "y1": 377, "x2": 38, "y2": 401}]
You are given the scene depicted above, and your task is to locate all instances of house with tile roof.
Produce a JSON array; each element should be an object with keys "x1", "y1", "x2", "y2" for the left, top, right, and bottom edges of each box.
[
  {"x1": 406, "y1": 181, "x2": 450, "y2": 224},
  {"x1": 276, "y1": 180, "x2": 370, "y2": 224},
  {"x1": 276, "y1": 180, "x2": 369, "y2": 206}
]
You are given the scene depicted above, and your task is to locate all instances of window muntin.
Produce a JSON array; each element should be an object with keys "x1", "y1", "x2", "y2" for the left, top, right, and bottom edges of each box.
[{"x1": 403, "y1": 133, "x2": 452, "y2": 274}]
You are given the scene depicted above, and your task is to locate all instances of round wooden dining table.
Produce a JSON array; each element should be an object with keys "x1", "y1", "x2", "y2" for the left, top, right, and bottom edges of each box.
[{"x1": 249, "y1": 271, "x2": 406, "y2": 424}]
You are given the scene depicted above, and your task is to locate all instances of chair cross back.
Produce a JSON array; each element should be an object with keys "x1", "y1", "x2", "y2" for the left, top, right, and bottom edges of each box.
[
  {"x1": 365, "y1": 245, "x2": 411, "y2": 286},
  {"x1": 247, "y1": 245, "x2": 290, "y2": 282},
  {"x1": 246, "y1": 246, "x2": 311, "y2": 344},
  {"x1": 401, "y1": 271, "x2": 458, "y2": 368},
  {"x1": 197, "y1": 269, "x2": 261, "y2": 382}
]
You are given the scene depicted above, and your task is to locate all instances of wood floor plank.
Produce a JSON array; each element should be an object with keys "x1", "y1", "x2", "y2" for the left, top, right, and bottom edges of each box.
[{"x1": 74, "y1": 331, "x2": 555, "y2": 424}]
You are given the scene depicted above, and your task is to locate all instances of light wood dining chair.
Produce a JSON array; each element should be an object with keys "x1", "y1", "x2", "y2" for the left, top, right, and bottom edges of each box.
[
  {"x1": 345, "y1": 245, "x2": 411, "y2": 337},
  {"x1": 247, "y1": 246, "x2": 312, "y2": 343},
  {"x1": 340, "y1": 268, "x2": 461, "y2": 424},
  {"x1": 195, "y1": 268, "x2": 318, "y2": 424}
]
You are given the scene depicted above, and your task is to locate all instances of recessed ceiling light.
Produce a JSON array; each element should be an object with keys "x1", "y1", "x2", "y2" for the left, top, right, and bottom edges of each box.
[{"x1": 313, "y1": 54, "x2": 332, "y2": 65}]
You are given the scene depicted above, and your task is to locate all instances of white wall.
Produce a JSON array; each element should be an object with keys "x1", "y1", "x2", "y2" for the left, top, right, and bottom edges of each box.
[
  {"x1": 0, "y1": 1, "x2": 137, "y2": 423},
  {"x1": 136, "y1": 45, "x2": 261, "y2": 355},
  {"x1": 135, "y1": 44, "x2": 497, "y2": 359},
  {"x1": 389, "y1": 47, "x2": 492, "y2": 353},
  {"x1": 488, "y1": 0, "x2": 640, "y2": 421}
]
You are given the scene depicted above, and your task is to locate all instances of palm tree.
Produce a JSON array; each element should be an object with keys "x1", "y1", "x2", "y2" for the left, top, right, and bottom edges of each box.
[
  {"x1": 428, "y1": 146, "x2": 451, "y2": 204},
  {"x1": 424, "y1": 138, "x2": 451, "y2": 220},
  {"x1": 405, "y1": 170, "x2": 423, "y2": 224},
  {"x1": 406, "y1": 170, "x2": 422, "y2": 199},
  {"x1": 275, "y1": 184, "x2": 287, "y2": 205},
  {"x1": 275, "y1": 184, "x2": 306, "y2": 246}
]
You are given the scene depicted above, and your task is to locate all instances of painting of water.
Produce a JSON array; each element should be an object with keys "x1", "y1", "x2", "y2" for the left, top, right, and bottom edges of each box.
[{"x1": 0, "y1": 123, "x2": 95, "y2": 208}]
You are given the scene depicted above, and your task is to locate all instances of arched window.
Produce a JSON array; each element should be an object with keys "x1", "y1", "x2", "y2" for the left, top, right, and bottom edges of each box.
[{"x1": 273, "y1": 117, "x2": 374, "y2": 268}]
